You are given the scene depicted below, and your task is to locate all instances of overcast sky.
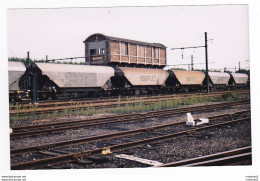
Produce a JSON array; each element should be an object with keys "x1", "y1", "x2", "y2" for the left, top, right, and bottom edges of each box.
[{"x1": 7, "y1": 5, "x2": 249, "y2": 71}]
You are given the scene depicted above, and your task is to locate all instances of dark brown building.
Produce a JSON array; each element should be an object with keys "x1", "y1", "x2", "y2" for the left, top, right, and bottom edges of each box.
[{"x1": 83, "y1": 33, "x2": 167, "y2": 68}]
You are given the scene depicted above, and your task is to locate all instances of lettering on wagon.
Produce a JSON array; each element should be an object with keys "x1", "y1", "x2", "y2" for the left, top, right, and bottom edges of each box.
[
  {"x1": 91, "y1": 56, "x2": 104, "y2": 61},
  {"x1": 186, "y1": 77, "x2": 197, "y2": 82},
  {"x1": 140, "y1": 75, "x2": 157, "y2": 82}
]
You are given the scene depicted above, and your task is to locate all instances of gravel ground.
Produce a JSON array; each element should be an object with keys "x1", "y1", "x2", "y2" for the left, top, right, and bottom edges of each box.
[
  {"x1": 10, "y1": 103, "x2": 251, "y2": 168},
  {"x1": 10, "y1": 104, "x2": 250, "y2": 149},
  {"x1": 37, "y1": 117, "x2": 251, "y2": 169},
  {"x1": 89, "y1": 120, "x2": 251, "y2": 168}
]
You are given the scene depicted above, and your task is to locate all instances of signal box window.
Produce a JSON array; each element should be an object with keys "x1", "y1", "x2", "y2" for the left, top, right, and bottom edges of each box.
[
  {"x1": 125, "y1": 43, "x2": 129, "y2": 55},
  {"x1": 90, "y1": 49, "x2": 97, "y2": 55},
  {"x1": 99, "y1": 48, "x2": 105, "y2": 54},
  {"x1": 121, "y1": 42, "x2": 129, "y2": 56},
  {"x1": 153, "y1": 47, "x2": 159, "y2": 58},
  {"x1": 138, "y1": 46, "x2": 145, "y2": 57}
]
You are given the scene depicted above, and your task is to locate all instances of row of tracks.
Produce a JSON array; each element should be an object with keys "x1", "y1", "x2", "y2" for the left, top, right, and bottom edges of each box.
[
  {"x1": 9, "y1": 90, "x2": 249, "y2": 116},
  {"x1": 155, "y1": 146, "x2": 251, "y2": 167},
  {"x1": 10, "y1": 100, "x2": 250, "y2": 138},
  {"x1": 11, "y1": 100, "x2": 251, "y2": 169},
  {"x1": 12, "y1": 89, "x2": 248, "y2": 106}
]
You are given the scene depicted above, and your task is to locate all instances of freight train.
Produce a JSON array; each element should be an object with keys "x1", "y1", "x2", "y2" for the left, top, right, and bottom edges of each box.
[
  {"x1": 8, "y1": 61, "x2": 249, "y2": 101},
  {"x1": 8, "y1": 33, "x2": 249, "y2": 101}
]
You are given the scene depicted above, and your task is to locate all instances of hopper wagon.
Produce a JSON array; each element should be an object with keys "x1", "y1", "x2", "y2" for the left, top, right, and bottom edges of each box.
[
  {"x1": 207, "y1": 72, "x2": 230, "y2": 90},
  {"x1": 26, "y1": 63, "x2": 115, "y2": 100},
  {"x1": 229, "y1": 73, "x2": 248, "y2": 88},
  {"x1": 166, "y1": 70, "x2": 205, "y2": 92},
  {"x1": 112, "y1": 67, "x2": 169, "y2": 95},
  {"x1": 8, "y1": 61, "x2": 27, "y2": 101}
]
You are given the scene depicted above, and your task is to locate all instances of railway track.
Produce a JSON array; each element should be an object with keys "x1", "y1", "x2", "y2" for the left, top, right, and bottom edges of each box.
[
  {"x1": 154, "y1": 146, "x2": 252, "y2": 167},
  {"x1": 10, "y1": 92, "x2": 197, "y2": 109},
  {"x1": 10, "y1": 90, "x2": 249, "y2": 109},
  {"x1": 9, "y1": 90, "x2": 249, "y2": 116},
  {"x1": 11, "y1": 109, "x2": 250, "y2": 156},
  {"x1": 11, "y1": 110, "x2": 250, "y2": 170},
  {"x1": 10, "y1": 100, "x2": 250, "y2": 138}
]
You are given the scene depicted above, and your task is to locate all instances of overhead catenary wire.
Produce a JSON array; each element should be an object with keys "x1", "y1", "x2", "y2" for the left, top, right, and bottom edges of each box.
[
  {"x1": 35, "y1": 56, "x2": 85, "y2": 63},
  {"x1": 166, "y1": 62, "x2": 215, "y2": 67},
  {"x1": 171, "y1": 33, "x2": 212, "y2": 93}
]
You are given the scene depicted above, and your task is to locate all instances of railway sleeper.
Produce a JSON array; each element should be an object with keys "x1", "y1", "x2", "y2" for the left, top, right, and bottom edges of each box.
[
  {"x1": 38, "y1": 151, "x2": 62, "y2": 157},
  {"x1": 86, "y1": 156, "x2": 110, "y2": 164},
  {"x1": 73, "y1": 154, "x2": 109, "y2": 165},
  {"x1": 48, "y1": 165, "x2": 71, "y2": 169},
  {"x1": 73, "y1": 159, "x2": 93, "y2": 166}
]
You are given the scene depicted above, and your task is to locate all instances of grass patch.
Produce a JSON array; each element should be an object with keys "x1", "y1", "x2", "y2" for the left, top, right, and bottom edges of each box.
[{"x1": 9, "y1": 92, "x2": 250, "y2": 123}]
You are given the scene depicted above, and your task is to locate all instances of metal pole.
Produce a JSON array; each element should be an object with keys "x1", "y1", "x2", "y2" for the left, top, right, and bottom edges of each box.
[
  {"x1": 239, "y1": 61, "x2": 240, "y2": 72},
  {"x1": 191, "y1": 55, "x2": 194, "y2": 70},
  {"x1": 33, "y1": 73, "x2": 38, "y2": 104},
  {"x1": 205, "y1": 32, "x2": 209, "y2": 93},
  {"x1": 26, "y1": 51, "x2": 30, "y2": 64}
]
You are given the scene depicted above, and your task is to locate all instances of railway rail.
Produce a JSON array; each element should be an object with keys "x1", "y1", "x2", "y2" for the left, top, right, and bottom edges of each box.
[
  {"x1": 10, "y1": 90, "x2": 248, "y2": 110},
  {"x1": 10, "y1": 91, "x2": 200, "y2": 107},
  {"x1": 154, "y1": 146, "x2": 252, "y2": 167},
  {"x1": 10, "y1": 100, "x2": 250, "y2": 139},
  {"x1": 9, "y1": 90, "x2": 249, "y2": 116},
  {"x1": 11, "y1": 109, "x2": 250, "y2": 156},
  {"x1": 11, "y1": 110, "x2": 250, "y2": 170}
]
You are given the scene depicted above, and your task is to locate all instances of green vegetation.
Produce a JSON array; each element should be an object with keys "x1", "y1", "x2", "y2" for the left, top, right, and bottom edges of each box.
[
  {"x1": 170, "y1": 68, "x2": 186, "y2": 70},
  {"x1": 194, "y1": 69, "x2": 221, "y2": 72},
  {"x1": 220, "y1": 92, "x2": 249, "y2": 101},
  {"x1": 9, "y1": 92, "x2": 250, "y2": 126},
  {"x1": 55, "y1": 61, "x2": 85, "y2": 65},
  {"x1": 8, "y1": 57, "x2": 33, "y2": 65},
  {"x1": 8, "y1": 57, "x2": 85, "y2": 65},
  {"x1": 221, "y1": 92, "x2": 236, "y2": 101}
]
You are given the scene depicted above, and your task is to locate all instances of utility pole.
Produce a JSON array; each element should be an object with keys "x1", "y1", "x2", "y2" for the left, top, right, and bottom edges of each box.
[
  {"x1": 33, "y1": 73, "x2": 38, "y2": 104},
  {"x1": 171, "y1": 32, "x2": 211, "y2": 93},
  {"x1": 26, "y1": 51, "x2": 30, "y2": 64},
  {"x1": 46, "y1": 55, "x2": 48, "y2": 62},
  {"x1": 191, "y1": 55, "x2": 194, "y2": 70},
  {"x1": 27, "y1": 51, "x2": 37, "y2": 104},
  {"x1": 239, "y1": 61, "x2": 240, "y2": 72},
  {"x1": 205, "y1": 32, "x2": 209, "y2": 93}
]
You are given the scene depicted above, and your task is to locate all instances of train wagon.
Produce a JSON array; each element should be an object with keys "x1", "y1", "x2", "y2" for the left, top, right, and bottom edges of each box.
[
  {"x1": 29, "y1": 63, "x2": 115, "y2": 99},
  {"x1": 111, "y1": 67, "x2": 169, "y2": 95},
  {"x1": 8, "y1": 61, "x2": 27, "y2": 101},
  {"x1": 207, "y1": 72, "x2": 230, "y2": 90},
  {"x1": 229, "y1": 73, "x2": 248, "y2": 88},
  {"x1": 166, "y1": 70, "x2": 205, "y2": 92}
]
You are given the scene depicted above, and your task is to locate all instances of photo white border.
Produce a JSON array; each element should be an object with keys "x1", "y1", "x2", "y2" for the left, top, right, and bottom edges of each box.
[{"x1": 1, "y1": 1, "x2": 259, "y2": 181}]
